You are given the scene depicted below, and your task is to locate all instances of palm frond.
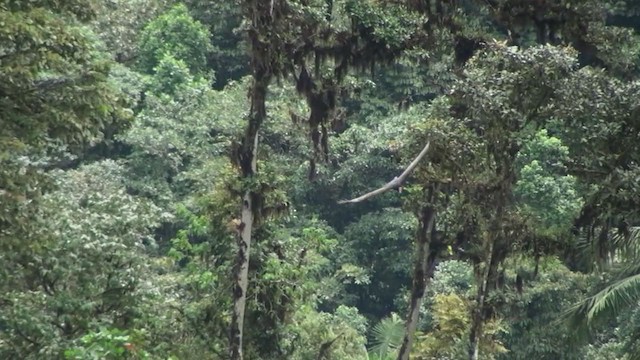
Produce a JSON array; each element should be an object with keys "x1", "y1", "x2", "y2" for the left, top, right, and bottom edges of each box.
[
  {"x1": 574, "y1": 230, "x2": 601, "y2": 272},
  {"x1": 369, "y1": 313, "x2": 405, "y2": 359},
  {"x1": 612, "y1": 226, "x2": 640, "y2": 260},
  {"x1": 574, "y1": 226, "x2": 640, "y2": 272},
  {"x1": 563, "y1": 260, "x2": 640, "y2": 338}
]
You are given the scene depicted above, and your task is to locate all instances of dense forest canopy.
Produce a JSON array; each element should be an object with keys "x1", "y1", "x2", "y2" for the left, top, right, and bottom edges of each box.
[{"x1": 2, "y1": 0, "x2": 640, "y2": 359}]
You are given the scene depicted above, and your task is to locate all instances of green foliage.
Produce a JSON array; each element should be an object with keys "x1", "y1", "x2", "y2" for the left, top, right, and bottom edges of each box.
[
  {"x1": 108, "y1": 63, "x2": 148, "y2": 110},
  {"x1": 0, "y1": 0, "x2": 129, "y2": 272},
  {"x1": 368, "y1": 313, "x2": 404, "y2": 360},
  {"x1": 345, "y1": 0, "x2": 425, "y2": 50},
  {"x1": 498, "y1": 257, "x2": 592, "y2": 360},
  {"x1": 0, "y1": 5, "x2": 126, "y2": 152},
  {"x1": 64, "y1": 328, "x2": 149, "y2": 359},
  {"x1": 3, "y1": 0, "x2": 97, "y2": 20},
  {"x1": 207, "y1": 211, "x2": 373, "y2": 359},
  {"x1": 516, "y1": 160, "x2": 581, "y2": 234},
  {"x1": 429, "y1": 260, "x2": 474, "y2": 296},
  {"x1": 91, "y1": 0, "x2": 171, "y2": 62},
  {"x1": 583, "y1": 340, "x2": 630, "y2": 360},
  {"x1": 280, "y1": 305, "x2": 369, "y2": 360},
  {"x1": 413, "y1": 293, "x2": 508, "y2": 360},
  {"x1": 336, "y1": 264, "x2": 371, "y2": 286},
  {"x1": 150, "y1": 200, "x2": 232, "y2": 358},
  {"x1": 3, "y1": 0, "x2": 640, "y2": 358},
  {"x1": 120, "y1": 78, "x2": 245, "y2": 206},
  {"x1": 149, "y1": 53, "x2": 196, "y2": 95},
  {"x1": 413, "y1": 293, "x2": 470, "y2": 359},
  {"x1": 182, "y1": 0, "x2": 248, "y2": 87},
  {"x1": 515, "y1": 130, "x2": 583, "y2": 235},
  {"x1": 337, "y1": 209, "x2": 416, "y2": 317},
  {"x1": 0, "y1": 161, "x2": 163, "y2": 358},
  {"x1": 545, "y1": 66, "x2": 640, "y2": 231},
  {"x1": 565, "y1": 260, "x2": 640, "y2": 336},
  {"x1": 137, "y1": 3, "x2": 213, "y2": 77}
]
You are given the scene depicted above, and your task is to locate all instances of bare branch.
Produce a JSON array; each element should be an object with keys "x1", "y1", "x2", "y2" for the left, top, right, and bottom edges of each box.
[{"x1": 338, "y1": 141, "x2": 431, "y2": 204}]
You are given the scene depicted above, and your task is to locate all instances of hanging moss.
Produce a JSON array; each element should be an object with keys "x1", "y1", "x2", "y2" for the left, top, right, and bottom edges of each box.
[{"x1": 277, "y1": 0, "x2": 427, "y2": 173}]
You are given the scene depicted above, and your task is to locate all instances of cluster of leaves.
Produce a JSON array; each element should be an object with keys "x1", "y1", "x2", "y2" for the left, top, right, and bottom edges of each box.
[
  {"x1": 515, "y1": 129, "x2": 583, "y2": 236},
  {"x1": 137, "y1": 3, "x2": 213, "y2": 78}
]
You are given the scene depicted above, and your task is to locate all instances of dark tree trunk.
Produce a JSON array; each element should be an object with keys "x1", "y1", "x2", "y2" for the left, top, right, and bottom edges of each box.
[
  {"x1": 397, "y1": 187, "x2": 437, "y2": 360},
  {"x1": 468, "y1": 206, "x2": 504, "y2": 360}
]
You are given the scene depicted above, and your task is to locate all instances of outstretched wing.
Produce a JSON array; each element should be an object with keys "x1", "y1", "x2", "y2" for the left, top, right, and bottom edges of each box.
[{"x1": 338, "y1": 141, "x2": 431, "y2": 204}]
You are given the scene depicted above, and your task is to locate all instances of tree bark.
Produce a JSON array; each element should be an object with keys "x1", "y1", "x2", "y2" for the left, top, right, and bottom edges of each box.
[
  {"x1": 229, "y1": 0, "x2": 272, "y2": 354},
  {"x1": 468, "y1": 215, "x2": 507, "y2": 360},
  {"x1": 396, "y1": 188, "x2": 437, "y2": 360},
  {"x1": 229, "y1": 132, "x2": 260, "y2": 360},
  {"x1": 468, "y1": 234, "x2": 494, "y2": 360}
]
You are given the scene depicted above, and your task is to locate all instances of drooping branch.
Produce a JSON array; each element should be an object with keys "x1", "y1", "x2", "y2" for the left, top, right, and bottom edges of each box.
[{"x1": 338, "y1": 141, "x2": 431, "y2": 204}]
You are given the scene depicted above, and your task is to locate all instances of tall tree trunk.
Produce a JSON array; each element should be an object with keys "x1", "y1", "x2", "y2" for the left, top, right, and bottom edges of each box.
[
  {"x1": 469, "y1": 235, "x2": 495, "y2": 360},
  {"x1": 397, "y1": 188, "x2": 437, "y2": 360},
  {"x1": 229, "y1": 130, "x2": 260, "y2": 360},
  {"x1": 533, "y1": 236, "x2": 540, "y2": 279},
  {"x1": 229, "y1": 0, "x2": 272, "y2": 353},
  {"x1": 468, "y1": 228, "x2": 501, "y2": 360}
]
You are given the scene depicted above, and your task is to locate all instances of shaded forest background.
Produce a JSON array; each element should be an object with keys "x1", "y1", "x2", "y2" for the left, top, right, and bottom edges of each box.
[{"x1": 2, "y1": 0, "x2": 640, "y2": 359}]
